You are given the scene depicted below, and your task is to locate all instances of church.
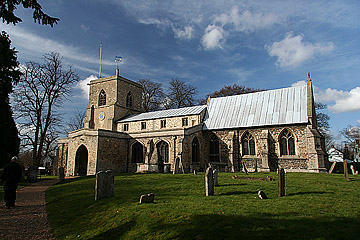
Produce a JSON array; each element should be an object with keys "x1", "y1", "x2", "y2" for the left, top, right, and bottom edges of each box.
[{"x1": 57, "y1": 71, "x2": 327, "y2": 176}]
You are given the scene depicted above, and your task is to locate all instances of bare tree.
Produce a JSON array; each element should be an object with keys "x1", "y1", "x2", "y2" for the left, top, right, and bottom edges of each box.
[
  {"x1": 13, "y1": 52, "x2": 79, "y2": 166},
  {"x1": 199, "y1": 83, "x2": 263, "y2": 104},
  {"x1": 138, "y1": 79, "x2": 165, "y2": 112},
  {"x1": 315, "y1": 102, "x2": 333, "y2": 149},
  {"x1": 165, "y1": 78, "x2": 198, "y2": 109},
  {"x1": 65, "y1": 109, "x2": 86, "y2": 133}
]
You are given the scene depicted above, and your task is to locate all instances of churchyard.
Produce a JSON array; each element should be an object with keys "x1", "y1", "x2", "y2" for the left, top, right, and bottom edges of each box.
[{"x1": 45, "y1": 172, "x2": 359, "y2": 239}]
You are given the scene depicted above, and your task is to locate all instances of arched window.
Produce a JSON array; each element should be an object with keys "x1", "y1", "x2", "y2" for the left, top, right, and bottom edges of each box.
[
  {"x1": 242, "y1": 132, "x2": 256, "y2": 155},
  {"x1": 132, "y1": 142, "x2": 144, "y2": 163},
  {"x1": 192, "y1": 137, "x2": 200, "y2": 162},
  {"x1": 126, "y1": 91, "x2": 132, "y2": 108},
  {"x1": 280, "y1": 129, "x2": 295, "y2": 156},
  {"x1": 157, "y1": 141, "x2": 169, "y2": 163},
  {"x1": 209, "y1": 135, "x2": 219, "y2": 162},
  {"x1": 98, "y1": 90, "x2": 106, "y2": 106}
]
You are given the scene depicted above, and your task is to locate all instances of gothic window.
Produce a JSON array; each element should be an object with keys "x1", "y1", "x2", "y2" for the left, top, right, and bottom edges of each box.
[
  {"x1": 192, "y1": 137, "x2": 200, "y2": 162},
  {"x1": 242, "y1": 132, "x2": 256, "y2": 155},
  {"x1": 141, "y1": 122, "x2": 146, "y2": 130},
  {"x1": 126, "y1": 91, "x2": 133, "y2": 108},
  {"x1": 98, "y1": 90, "x2": 106, "y2": 106},
  {"x1": 157, "y1": 141, "x2": 169, "y2": 163},
  {"x1": 132, "y1": 142, "x2": 144, "y2": 163},
  {"x1": 280, "y1": 129, "x2": 295, "y2": 156},
  {"x1": 209, "y1": 135, "x2": 219, "y2": 162},
  {"x1": 182, "y1": 118, "x2": 188, "y2": 127},
  {"x1": 123, "y1": 124, "x2": 129, "y2": 131}
]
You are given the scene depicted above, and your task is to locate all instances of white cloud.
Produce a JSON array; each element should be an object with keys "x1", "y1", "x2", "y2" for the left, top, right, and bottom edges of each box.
[
  {"x1": 357, "y1": 120, "x2": 360, "y2": 124},
  {"x1": 227, "y1": 68, "x2": 253, "y2": 82},
  {"x1": 201, "y1": 25, "x2": 226, "y2": 50},
  {"x1": 80, "y1": 25, "x2": 89, "y2": 31},
  {"x1": 214, "y1": 7, "x2": 279, "y2": 32},
  {"x1": 2, "y1": 24, "x2": 113, "y2": 66},
  {"x1": 291, "y1": 80, "x2": 307, "y2": 87},
  {"x1": 78, "y1": 75, "x2": 98, "y2": 99},
  {"x1": 326, "y1": 87, "x2": 360, "y2": 113},
  {"x1": 266, "y1": 32, "x2": 334, "y2": 67},
  {"x1": 173, "y1": 26, "x2": 193, "y2": 40}
]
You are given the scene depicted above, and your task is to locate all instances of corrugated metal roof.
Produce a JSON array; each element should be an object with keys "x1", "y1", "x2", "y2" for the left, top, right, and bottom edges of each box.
[
  {"x1": 117, "y1": 105, "x2": 207, "y2": 123},
  {"x1": 203, "y1": 85, "x2": 308, "y2": 130}
]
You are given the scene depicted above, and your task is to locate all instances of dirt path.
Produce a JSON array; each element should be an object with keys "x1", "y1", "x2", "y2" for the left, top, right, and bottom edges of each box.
[{"x1": 0, "y1": 179, "x2": 59, "y2": 240}]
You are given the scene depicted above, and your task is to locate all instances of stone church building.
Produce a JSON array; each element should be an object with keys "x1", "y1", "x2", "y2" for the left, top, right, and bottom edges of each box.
[{"x1": 57, "y1": 72, "x2": 327, "y2": 176}]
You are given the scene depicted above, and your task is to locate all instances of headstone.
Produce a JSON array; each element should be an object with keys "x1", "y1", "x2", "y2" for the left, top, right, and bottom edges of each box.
[
  {"x1": 205, "y1": 167, "x2": 214, "y2": 196},
  {"x1": 213, "y1": 169, "x2": 219, "y2": 187},
  {"x1": 258, "y1": 190, "x2": 268, "y2": 199},
  {"x1": 343, "y1": 161, "x2": 350, "y2": 182},
  {"x1": 27, "y1": 165, "x2": 38, "y2": 182},
  {"x1": 193, "y1": 170, "x2": 197, "y2": 175},
  {"x1": 350, "y1": 165, "x2": 356, "y2": 175},
  {"x1": 59, "y1": 167, "x2": 65, "y2": 181},
  {"x1": 139, "y1": 193, "x2": 155, "y2": 203},
  {"x1": 173, "y1": 158, "x2": 180, "y2": 174},
  {"x1": 329, "y1": 161, "x2": 337, "y2": 174},
  {"x1": 278, "y1": 168, "x2": 285, "y2": 197},
  {"x1": 164, "y1": 164, "x2": 170, "y2": 173},
  {"x1": 266, "y1": 176, "x2": 273, "y2": 181},
  {"x1": 95, "y1": 170, "x2": 114, "y2": 200}
]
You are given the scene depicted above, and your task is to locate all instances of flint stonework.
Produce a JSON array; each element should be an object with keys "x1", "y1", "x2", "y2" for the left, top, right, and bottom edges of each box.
[{"x1": 95, "y1": 170, "x2": 114, "y2": 200}]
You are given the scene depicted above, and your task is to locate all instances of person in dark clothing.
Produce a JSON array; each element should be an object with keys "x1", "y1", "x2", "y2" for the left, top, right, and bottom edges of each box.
[{"x1": 1, "y1": 156, "x2": 22, "y2": 209}]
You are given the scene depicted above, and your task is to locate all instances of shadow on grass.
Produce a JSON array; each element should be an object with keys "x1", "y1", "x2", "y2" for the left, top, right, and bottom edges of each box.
[
  {"x1": 150, "y1": 214, "x2": 360, "y2": 240},
  {"x1": 218, "y1": 191, "x2": 256, "y2": 196},
  {"x1": 287, "y1": 191, "x2": 334, "y2": 196},
  {"x1": 88, "y1": 220, "x2": 136, "y2": 240},
  {"x1": 217, "y1": 183, "x2": 246, "y2": 187},
  {"x1": 54, "y1": 176, "x2": 93, "y2": 185}
]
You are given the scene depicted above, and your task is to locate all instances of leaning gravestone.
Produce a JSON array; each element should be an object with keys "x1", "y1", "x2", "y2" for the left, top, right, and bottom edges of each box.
[
  {"x1": 205, "y1": 167, "x2": 214, "y2": 196},
  {"x1": 213, "y1": 169, "x2": 219, "y2": 187},
  {"x1": 258, "y1": 190, "x2": 268, "y2": 199},
  {"x1": 59, "y1": 167, "x2": 65, "y2": 182},
  {"x1": 27, "y1": 165, "x2": 38, "y2": 182},
  {"x1": 95, "y1": 170, "x2": 114, "y2": 200},
  {"x1": 139, "y1": 193, "x2": 155, "y2": 203}
]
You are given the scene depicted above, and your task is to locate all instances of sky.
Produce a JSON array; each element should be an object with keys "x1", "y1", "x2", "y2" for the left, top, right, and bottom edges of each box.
[{"x1": 1, "y1": 0, "x2": 360, "y2": 141}]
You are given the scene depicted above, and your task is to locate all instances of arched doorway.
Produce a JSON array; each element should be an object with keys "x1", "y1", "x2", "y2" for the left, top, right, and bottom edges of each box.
[
  {"x1": 75, "y1": 145, "x2": 88, "y2": 176},
  {"x1": 157, "y1": 141, "x2": 169, "y2": 173},
  {"x1": 132, "y1": 142, "x2": 144, "y2": 163}
]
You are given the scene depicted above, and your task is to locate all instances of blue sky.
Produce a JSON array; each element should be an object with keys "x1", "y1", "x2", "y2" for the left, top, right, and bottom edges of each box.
[{"x1": 2, "y1": 0, "x2": 360, "y2": 141}]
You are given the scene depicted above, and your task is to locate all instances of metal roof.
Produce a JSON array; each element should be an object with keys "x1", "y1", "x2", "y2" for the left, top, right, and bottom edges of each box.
[
  {"x1": 117, "y1": 105, "x2": 207, "y2": 123},
  {"x1": 203, "y1": 85, "x2": 308, "y2": 130}
]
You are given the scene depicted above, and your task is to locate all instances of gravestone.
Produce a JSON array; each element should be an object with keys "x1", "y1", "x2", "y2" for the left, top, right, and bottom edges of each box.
[
  {"x1": 95, "y1": 170, "x2": 114, "y2": 200},
  {"x1": 343, "y1": 161, "x2": 350, "y2": 181},
  {"x1": 329, "y1": 161, "x2": 337, "y2": 174},
  {"x1": 27, "y1": 165, "x2": 38, "y2": 182},
  {"x1": 193, "y1": 170, "x2": 197, "y2": 175},
  {"x1": 258, "y1": 190, "x2": 268, "y2": 199},
  {"x1": 139, "y1": 193, "x2": 155, "y2": 203},
  {"x1": 205, "y1": 167, "x2": 214, "y2": 196},
  {"x1": 173, "y1": 158, "x2": 180, "y2": 174},
  {"x1": 278, "y1": 168, "x2": 285, "y2": 197},
  {"x1": 59, "y1": 167, "x2": 65, "y2": 182},
  {"x1": 350, "y1": 165, "x2": 357, "y2": 175},
  {"x1": 213, "y1": 169, "x2": 219, "y2": 187}
]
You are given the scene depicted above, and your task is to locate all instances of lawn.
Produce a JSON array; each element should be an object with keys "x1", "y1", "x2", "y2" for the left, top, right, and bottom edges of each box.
[{"x1": 45, "y1": 172, "x2": 360, "y2": 240}]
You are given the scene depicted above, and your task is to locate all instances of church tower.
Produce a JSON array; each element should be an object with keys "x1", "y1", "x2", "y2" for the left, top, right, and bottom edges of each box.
[{"x1": 84, "y1": 71, "x2": 143, "y2": 131}]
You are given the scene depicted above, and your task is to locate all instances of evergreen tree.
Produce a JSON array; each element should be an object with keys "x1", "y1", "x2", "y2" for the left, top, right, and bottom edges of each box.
[{"x1": 0, "y1": 31, "x2": 21, "y2": 167}]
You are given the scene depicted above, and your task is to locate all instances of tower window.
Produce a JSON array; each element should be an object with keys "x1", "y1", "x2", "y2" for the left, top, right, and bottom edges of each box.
[
  {"x1": 141, "y1": 122, "x2": 146, "y2": 130},
  {"x1": 123, "y1": 124, "x2": 129, "y2": 131},
  {"x1": 99, "y1": 90, "x2": 106, "y2": 106},
  {"x1": 182, "y1": 118, "x2": 188, "y2": 127},
  {"x1": 126, "y1": 91, "x2": 133, "y2": 108},
  {"x1": 160, "y1": 120, "x2": 166, "y2": 128}
]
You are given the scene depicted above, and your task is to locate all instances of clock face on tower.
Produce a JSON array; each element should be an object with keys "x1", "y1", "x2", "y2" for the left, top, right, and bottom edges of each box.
[{"x1": 99, "y1": 112, "x2": 105, "y2": 120}]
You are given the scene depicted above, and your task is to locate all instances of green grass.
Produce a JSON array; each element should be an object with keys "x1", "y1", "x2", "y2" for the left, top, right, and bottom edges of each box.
[{"x1": 46, "y1": 172, "x2": 360, "y2": 240}]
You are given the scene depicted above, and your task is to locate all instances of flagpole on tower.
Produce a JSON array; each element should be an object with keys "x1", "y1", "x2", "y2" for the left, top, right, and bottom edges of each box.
[
  {"x1": 115, "y1": 56, "x2": 122, "y2": 76},
  {"x1": 99, "y1": 42, "x2": 102, "y2": 78}
]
